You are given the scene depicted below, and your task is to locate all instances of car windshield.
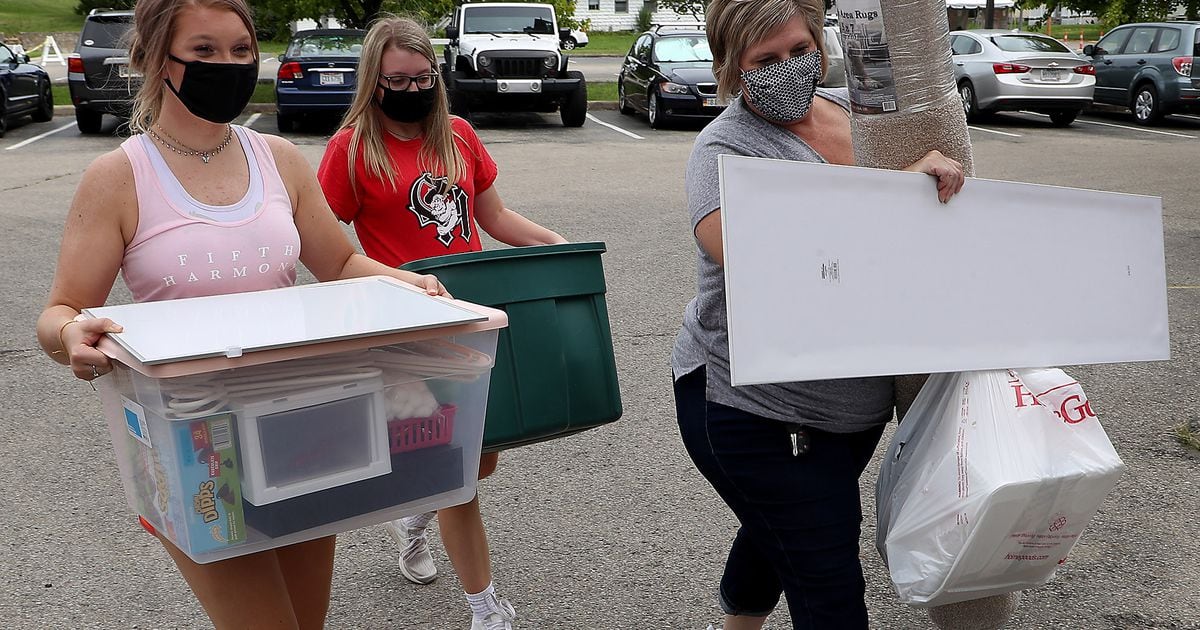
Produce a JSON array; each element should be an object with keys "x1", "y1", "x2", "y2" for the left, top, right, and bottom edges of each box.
[
  {"x1": 287, "y1": 33, "x2": 365, "y2": 57},
  {"x1": 991, "y1": 34, "x2": 1071, "y2": 54},
  {"x1": 462, "y1": 6, "x2": 556, "y2": 34},
  {"x1": 81, "y1": 15, "x2": 132, "y2": 49},
  {"x1": 654, "y1": 36, "x2": 713, "y2": 63}
]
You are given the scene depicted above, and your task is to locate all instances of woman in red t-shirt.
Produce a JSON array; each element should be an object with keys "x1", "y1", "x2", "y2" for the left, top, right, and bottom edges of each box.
[{"x1": 317, "y1": 16, "x2": 564, "y2": 630}]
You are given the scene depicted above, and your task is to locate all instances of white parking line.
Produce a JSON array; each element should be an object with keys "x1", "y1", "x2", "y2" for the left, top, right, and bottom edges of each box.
[
  {"x1": 968, "y1": 125, "x2": 1022, "y2": 138},
  {"x1": 1176, "y1": 114, "x2": 1200, "y2": 122},
  {"x1": 1019, "y1": 110, "x2": 1197, "y2": 139},
  {"x1": 244, "y1": 113, "x2": 261, "y2": 128},
  {"x1": 586, "y1": 113, "x2": 644, "y2": 140},
  {"x1": 4, "y1": 122, "x2": 75, "y2": 151}
]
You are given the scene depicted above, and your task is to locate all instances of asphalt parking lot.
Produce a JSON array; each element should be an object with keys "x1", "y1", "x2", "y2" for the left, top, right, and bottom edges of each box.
[{"x1": 1, "y1": 104, "x2": 1198, "y2": 630}]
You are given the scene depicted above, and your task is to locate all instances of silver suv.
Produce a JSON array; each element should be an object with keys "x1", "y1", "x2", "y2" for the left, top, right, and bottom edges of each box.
[{"x1": 67, "y1": 9, "x2": 137, "y2": 133}]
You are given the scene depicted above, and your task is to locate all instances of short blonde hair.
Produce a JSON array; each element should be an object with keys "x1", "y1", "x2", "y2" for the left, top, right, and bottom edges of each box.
[{"x1": 706, "y1": 0, "x2": 827, "y2": 101}]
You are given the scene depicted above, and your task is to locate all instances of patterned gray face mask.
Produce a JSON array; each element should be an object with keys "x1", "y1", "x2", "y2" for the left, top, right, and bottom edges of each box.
[{"x1": 740, "y1": 50, "x2": 823, "y2": 124}]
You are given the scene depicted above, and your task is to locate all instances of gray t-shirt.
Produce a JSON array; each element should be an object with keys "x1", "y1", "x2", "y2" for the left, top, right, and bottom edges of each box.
[{"x1": 671, "y1": 89, "x2": 895, "y2": 433}]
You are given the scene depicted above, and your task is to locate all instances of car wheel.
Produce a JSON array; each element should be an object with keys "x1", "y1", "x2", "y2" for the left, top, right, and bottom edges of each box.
[
  {"x1": 618, "y1": 79, "x2": 635, "y2": 115},
  {"x1": 445, "y1": 70, "x2": 472, "y2": 120},
  {"x1": 1132, "y1": 84, "x2": 1162, "y2": 126},
  {"x1": 75, "y1": 107, "x2": 103, "y2": 134},
  {"x1": 1048, "y1": 110, "x2": 1078, "y2": 127},
  {"x1": 958, "y1": 80, "x2": 980, "y2": 122},
  {"x1": 560, "y1": 71, "x2": 588, "y2": 127},
  {"x1": 561, "y1": 37, "x2": 577, "y2": 51},
  {"x1": 277, "y1": 111, "x2": 298, "y2": 133},
  {"x1": 32, "y1": 80, "x2": 54, "y2": 123},
  {"x1": 648, "y1": 88, "x2": 667, "y2": 129}
]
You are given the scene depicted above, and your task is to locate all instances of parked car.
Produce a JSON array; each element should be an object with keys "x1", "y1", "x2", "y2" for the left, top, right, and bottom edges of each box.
[
  {"x1": 822, "y1": 25, "x2": 846, "y2": 88},
  {"x1": 68, "y1": 8, "x2": 137, "y2": 134},
  {"x1": 0, "y1": 42, "x2": 53, "y2": 137},
  {"x1": 1084, "y1": 21, "x2": 1200, "y2": 125},
  {"x1": 618, "y1": 27, "x2": 721, "y2": 128},
  {"x1": 560, "y1": 28, "x2": 589, "y2": 50},
  {"x1": 275, "y1": 28, "x2": 366, "y2": 132},
  {"x1": 443, "y1": 2, "x2": 587, "y2": 127},
  {"x1": 950, "y1": 29, "x2": 1095, "y2": 126}
]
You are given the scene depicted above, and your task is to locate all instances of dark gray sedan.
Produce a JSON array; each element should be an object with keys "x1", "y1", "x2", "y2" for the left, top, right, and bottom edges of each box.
[
  {"x1": 950, "y1": 30, "x2": 1095, "y2": 126},
  {"x1": 1, "y1": 43, "x2": 53, "y2": 137}
]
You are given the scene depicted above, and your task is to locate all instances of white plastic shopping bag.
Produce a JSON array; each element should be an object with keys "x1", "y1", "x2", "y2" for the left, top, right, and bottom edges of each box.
[{"x1": 875, "y1": 368, "x2": 1125, "y2": 607}]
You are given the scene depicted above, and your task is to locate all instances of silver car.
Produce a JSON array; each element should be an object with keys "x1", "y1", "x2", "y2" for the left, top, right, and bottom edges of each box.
[
  {"x1": 821, "y1": 25, "x2": 846, "y2": 88},
  {"x1": 950, "y1": 30, "x2": 1095, "y2": 126}
]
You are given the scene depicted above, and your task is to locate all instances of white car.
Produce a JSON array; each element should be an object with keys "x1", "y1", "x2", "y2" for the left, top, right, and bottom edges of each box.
[
  {"x1": 561, "y1": 28, "x2": 589, "y2": 50},
  {"x1": 443, "y1": 2, "x2": 588, "y2": 127}
]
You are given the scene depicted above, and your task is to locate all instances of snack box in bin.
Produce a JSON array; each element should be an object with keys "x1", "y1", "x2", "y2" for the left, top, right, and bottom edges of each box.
[{"x1": 84, "y1": 276, "x2": 506, "y2": 564}]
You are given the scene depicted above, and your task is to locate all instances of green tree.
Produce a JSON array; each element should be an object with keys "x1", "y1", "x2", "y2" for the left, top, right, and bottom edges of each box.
[{"x1": 657, "y1": 0, "x2": 704, "y2": 21}]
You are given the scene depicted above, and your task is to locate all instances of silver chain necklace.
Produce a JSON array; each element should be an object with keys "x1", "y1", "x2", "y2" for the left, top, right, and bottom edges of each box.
[{"x1": 147, "y1": 125, "x2": 233, "y2": 164}]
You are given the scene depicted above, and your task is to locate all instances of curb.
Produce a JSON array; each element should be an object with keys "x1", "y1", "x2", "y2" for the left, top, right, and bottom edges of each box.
[{"x1": 52, "y1": 101, "x2": 622, "y2": 116}]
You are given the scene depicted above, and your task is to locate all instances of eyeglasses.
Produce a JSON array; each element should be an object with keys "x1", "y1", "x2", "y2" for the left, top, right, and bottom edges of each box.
[{"x1": 379, "y1": 72, "x2": 439, "y2": 91}]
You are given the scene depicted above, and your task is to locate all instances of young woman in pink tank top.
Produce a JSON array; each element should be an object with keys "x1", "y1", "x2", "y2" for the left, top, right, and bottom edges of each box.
[{"x1": 35, "y1": 1, "x2": 448, "y2": 627}]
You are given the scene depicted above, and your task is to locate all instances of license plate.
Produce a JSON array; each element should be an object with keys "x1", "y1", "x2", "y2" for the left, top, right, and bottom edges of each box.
[
  {"x1": 703, "y1": 97, "x2": 719, "y2": 107},
  {"x1": 319, "y1": 72, "x2": 344, "y2": 86},
  {"x1": 1040, "y1": 69, "x2": 1062, "y2": 82},
  {"x1": 117, "y1": 65, "x2": 141, "y2": 78}
]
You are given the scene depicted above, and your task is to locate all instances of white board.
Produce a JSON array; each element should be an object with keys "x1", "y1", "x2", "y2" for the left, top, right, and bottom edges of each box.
[
  {"x1": 719, "y1": 154, "x2": 1169, "y2": 386},
  {"x1": 83, "y1": 276, "x2": 485, "y2": 365}
]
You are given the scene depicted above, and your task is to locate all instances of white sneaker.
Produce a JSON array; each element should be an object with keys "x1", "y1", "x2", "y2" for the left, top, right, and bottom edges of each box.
[
  {"x1": 383, "y1": 513, "x2": 437, "y2": 585},
  {"x1": 468, "y1": 595, "x2": 517, "y2": 630}
]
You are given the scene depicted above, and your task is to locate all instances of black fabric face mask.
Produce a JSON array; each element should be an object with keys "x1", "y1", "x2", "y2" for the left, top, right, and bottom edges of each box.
[
  {"x1": 376, "y1": 85, "x2": 437, "y2": 123},
  {"x1": 165, "y1": 54, "x2": 258, "y2": 124}
]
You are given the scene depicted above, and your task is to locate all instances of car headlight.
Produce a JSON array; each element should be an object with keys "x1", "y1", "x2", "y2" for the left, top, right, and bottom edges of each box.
[
  {"x1": 543, "y1": 54, "x2": 557, "y2": 69},
  {"x1": 660, "y1": 81, "x2": 690, "y2": 95},
  {"x1": 477, "y1": 54, "x2": 491, "y2": 68}
]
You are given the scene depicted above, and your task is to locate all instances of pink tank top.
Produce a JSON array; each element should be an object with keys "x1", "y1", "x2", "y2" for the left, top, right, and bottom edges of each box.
[{"x1": 120, "y1": 126, "x2": 301, "y2": 303}]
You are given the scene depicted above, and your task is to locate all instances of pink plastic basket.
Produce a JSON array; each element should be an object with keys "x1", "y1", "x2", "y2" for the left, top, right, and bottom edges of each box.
[{"x1": 388, "y1": 404, "x2": 456, "y2": 454}]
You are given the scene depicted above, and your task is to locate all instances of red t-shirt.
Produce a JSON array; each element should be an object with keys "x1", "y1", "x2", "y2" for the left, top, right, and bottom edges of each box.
[{"x1": 317, "y1": 117, "x2": 499, "y2": 267}]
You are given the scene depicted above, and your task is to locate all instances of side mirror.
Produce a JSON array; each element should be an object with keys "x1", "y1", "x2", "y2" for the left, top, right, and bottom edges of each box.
[
  {"x1": 20, "y1": 53, "x2": 31, "y2": 63},
  {"x1": 1082, "y1": 44, "x2": 1095, "y2": 57},
  {"x1": 559, "y1": 27, "x2": 571, "y2": 40},
  {"x1": 446, "y1": 25, "x2": 459, "y2": 42}
]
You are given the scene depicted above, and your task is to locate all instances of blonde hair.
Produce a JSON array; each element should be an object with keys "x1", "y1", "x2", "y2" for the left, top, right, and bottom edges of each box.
[
  {"x1": 706, "y1": 0, "x2": 827, "y2": 102},
  {"x1": 338, "y1": 15, "x2": 465, "y2": 192},
  {"x1": 126, "y1": 0, "x2": 259, "y2": 134}
]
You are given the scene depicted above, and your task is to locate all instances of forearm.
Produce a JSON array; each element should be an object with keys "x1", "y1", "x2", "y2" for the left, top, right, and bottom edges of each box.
[
  {"x1": 335, "y1": 253, "x2": 434, "y2": 287},
  {"x1": 479, "y1": 208, "x2": 566, "y2": 247},
  {"x1": 37, "y1": 305, "x2": 81, "y2": 365}
]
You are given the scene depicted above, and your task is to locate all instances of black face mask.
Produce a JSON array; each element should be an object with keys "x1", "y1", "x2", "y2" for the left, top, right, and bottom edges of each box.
[
  {"x1": 165, "y1": 54, "x2": 258, "y2": 124},
  {"x1": 376, "y1": 85, "x2": 437, "y2": 123}
]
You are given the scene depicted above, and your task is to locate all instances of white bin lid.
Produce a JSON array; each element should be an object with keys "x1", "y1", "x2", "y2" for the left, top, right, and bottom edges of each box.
[{"x1": 85, "y1": 276, "x2": 502, "y2": 373}]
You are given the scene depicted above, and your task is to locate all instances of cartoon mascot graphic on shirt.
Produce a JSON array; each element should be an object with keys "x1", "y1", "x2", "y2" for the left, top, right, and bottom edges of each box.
[{"x1": 407, "y1": 173, "x2": 472, "y2": 247}]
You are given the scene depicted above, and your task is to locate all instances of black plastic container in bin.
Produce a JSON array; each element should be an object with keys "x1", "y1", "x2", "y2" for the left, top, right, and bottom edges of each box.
[{"x1": 401, "y1": 242, "x2": 622, "y2": 451}]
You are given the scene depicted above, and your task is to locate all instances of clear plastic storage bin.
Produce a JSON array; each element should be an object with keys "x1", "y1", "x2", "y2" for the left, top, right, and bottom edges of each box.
[{"x1": 86, "y1": 277, "x2": 506, "y2": 564}]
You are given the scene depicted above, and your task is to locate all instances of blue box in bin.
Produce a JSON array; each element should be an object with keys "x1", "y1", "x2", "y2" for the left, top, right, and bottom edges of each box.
[{"x1": 88, "y1": 277, "x2": 506, "y2": 564}]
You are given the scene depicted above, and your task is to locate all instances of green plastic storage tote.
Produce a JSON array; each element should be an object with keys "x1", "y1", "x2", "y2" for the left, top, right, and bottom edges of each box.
[{"x1": 402, "y1": 242, "x2": 622, "y2": 452}]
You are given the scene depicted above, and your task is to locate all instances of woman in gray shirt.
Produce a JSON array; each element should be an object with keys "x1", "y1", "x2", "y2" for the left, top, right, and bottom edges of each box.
[{"x1": 671, "y1": 1, "x2": 964, "y2": 628}]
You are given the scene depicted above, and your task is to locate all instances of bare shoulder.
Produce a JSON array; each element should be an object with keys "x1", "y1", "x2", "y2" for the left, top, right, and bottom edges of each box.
[
  {"x1": 259, "y1": 132, "x2": 305, "y2": 165},
  {"x1": 77, "y1": 147, "x2": 136, "y2": 209}
]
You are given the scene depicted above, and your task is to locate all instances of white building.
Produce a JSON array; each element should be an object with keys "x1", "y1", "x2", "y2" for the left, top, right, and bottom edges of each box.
[{"x1": 574, "y1": 0, "x2": 701, "y2": 32}]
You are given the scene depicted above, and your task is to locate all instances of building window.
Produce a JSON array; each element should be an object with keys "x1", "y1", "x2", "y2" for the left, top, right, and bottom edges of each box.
[
  {"x1": 615, "y1": 0, "x2": 629, "y2": 12},
  {"x1": 588, "y1": 0, "x2": 599, "y2": 8},
  {"x1": 644, "y1": 0, "x2": 657, "y2": 11}
]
